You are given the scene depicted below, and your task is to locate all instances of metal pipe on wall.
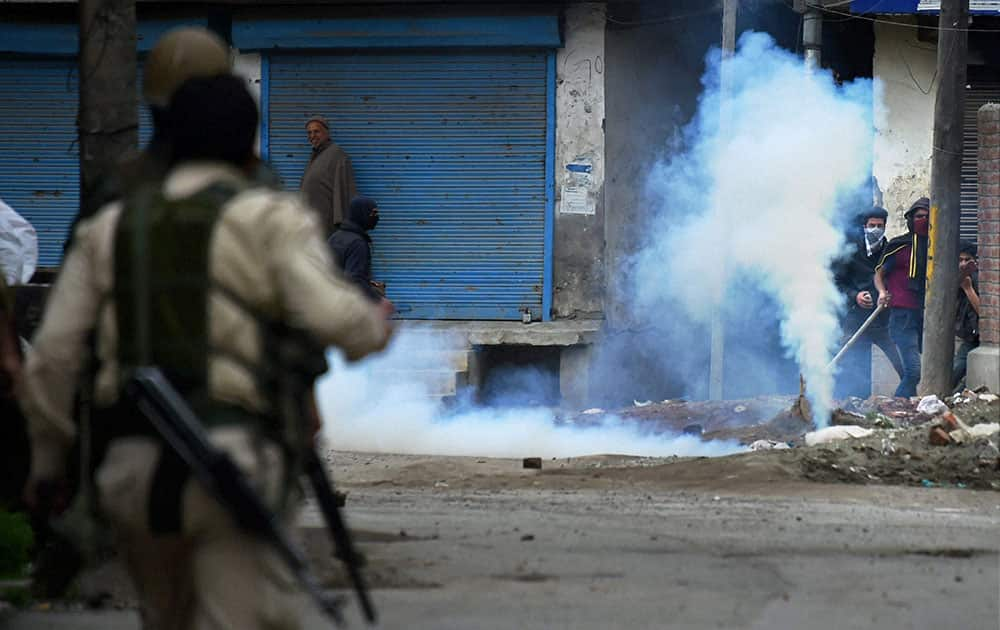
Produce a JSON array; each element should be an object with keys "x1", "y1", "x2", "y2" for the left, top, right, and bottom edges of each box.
[{"x1": 802, "y1": 7, "x2": 823, "y2": 69}]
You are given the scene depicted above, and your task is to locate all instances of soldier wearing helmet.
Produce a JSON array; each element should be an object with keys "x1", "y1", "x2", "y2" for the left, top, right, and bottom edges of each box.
[
  {"x1": 24, "y1": 73, "x2": 393, "y2": 628},
  {"x1": 67, "y1": 27, "x2": 280, "y2": 244}
]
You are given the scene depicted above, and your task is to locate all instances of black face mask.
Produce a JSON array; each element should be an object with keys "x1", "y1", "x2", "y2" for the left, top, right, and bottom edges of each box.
[{"x1": 366, "y1": 212, "x2": 380, "y2": 231}]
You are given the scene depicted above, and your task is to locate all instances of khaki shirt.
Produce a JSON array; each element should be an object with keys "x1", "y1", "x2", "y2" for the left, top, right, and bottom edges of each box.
[{"x1": 21, "y1": 161, "x2": 387, "y2": 480}]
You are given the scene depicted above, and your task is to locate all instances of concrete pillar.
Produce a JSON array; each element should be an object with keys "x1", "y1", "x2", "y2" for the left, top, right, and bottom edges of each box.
[
  {"x1": 967, "y1": 103, "x2": 1000, "y2": 392},
  {"x1": 559, "y1": 344, "x2": 593, "y2": 410}
]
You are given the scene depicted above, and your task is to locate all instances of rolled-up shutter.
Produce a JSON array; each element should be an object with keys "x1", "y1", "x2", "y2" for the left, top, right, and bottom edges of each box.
[{"x1": 268, "y1": 51, "x2": 550, "y2": 320}]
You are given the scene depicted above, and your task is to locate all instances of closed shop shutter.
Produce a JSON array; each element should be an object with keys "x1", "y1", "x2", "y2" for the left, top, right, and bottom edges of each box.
[
  {"x1": 0, "y1": 57, "x2": 153, "y2": 267},
  {"x1": 267, "y1": 51, "x2": 550, "y2": 320},
  {"x1": 961, "y1": 82, "x2": 1000, "y2": 245},
  {"x1": 0, "y1": 58, "x2": 80, "y2": 267}
]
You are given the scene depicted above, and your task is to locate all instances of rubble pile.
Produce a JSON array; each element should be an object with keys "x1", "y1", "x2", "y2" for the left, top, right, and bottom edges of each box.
[
  {"x1": 594, "y1": 389, "x2": 1000, "y2": 491},
  {"x1": 793, "y1": 391, "x2": 999, "y2": 490}
]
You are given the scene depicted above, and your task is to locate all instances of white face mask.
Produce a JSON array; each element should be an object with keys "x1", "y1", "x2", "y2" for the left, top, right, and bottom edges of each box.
[{"x1": 864, "y1": 226, "x2": 885, "y2": 245}]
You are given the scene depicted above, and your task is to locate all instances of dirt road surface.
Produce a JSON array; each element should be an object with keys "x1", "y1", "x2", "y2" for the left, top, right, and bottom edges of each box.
[{"x1": 5, "y1": 450, "x2": 1000, "y2": 630}]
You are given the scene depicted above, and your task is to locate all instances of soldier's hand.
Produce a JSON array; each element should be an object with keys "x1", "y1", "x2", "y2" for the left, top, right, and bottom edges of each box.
[{"x1": 856, "y1": 291, "x2": 874, "y2": 309}]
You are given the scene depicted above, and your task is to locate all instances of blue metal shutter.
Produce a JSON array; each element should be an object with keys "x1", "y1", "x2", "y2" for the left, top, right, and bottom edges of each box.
[
  {"x1": 267, "y1": 52, "x2": 549, "y2": 320},
  {"x1": 0, "y1": 58, "x2": 153, "y2": 267},
  {"x1": 0, "y1": 58, "x2": 80, "y2": 267}
]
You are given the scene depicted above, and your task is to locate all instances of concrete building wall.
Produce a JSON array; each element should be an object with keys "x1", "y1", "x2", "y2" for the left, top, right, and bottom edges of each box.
[
  {"x1": 968, "y1": 103, "x2": 1000, "y2": 392},
  {"x1": 552, "y1": 2, "x2": 605, "y2": 320},
  {"x1": 872, "y1": 18, "x2": 938, "y2": 237},
  {"x1": 603, "y1": 9, "x2": 718, "y2": 331},
  {"x1": 595, "y1": 6, "x2": 722, "y2": 405}
]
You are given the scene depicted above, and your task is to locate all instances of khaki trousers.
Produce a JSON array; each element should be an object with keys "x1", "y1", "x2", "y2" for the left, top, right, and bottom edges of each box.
[{"x1": 96, "y1": 430, "x2": 305, "y2": 630}]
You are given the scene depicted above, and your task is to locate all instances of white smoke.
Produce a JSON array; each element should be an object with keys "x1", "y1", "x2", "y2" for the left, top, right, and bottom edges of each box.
[
  {"x1": 635, "y1": 33, "x2": 875, "y2": 426},
  {"x1": 316, "y1": 329, "x2": 743, "y2": 458}
]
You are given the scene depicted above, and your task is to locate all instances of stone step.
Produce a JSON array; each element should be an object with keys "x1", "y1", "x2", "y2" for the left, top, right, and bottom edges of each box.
[
  {"x1": 375, "y1": 368, "x2": 466, "y2": 397},
  {"x1": 390, "y1": 348, "x2": 471, "y2": 372},
  {"x1": 387, "y1": 329, "x2": 470, "y2": 352}
]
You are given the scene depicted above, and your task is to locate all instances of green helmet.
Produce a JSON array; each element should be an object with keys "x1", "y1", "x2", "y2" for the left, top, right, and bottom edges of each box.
[{"x1": 143, "y1": 27, "x2": 230, "y2": 108}]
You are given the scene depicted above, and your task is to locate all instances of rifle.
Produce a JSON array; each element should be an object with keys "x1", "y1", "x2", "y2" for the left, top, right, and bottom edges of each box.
[
  {"x1": 303, "y1": 450, "x2": 376, "y2": 623},
  {"x1": 269, "y1": 329, "x2": 377, "y2": 624},
  {"x1": 126, "y1": 367, "x2": 346, "y2": 626}
]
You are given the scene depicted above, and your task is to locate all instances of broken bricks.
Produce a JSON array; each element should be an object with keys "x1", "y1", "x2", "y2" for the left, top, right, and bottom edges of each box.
[{"x1": 928, "y1": 427, "x2": 953, "y2": 446}]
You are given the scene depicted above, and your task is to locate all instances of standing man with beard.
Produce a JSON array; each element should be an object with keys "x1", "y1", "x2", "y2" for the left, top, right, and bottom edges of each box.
[
  {"x1": 833, "y1": 206, "x2": 904, "y2": 398},
  {"x1": 301, "y1": 116, "x2": 357, "y2": 237},
  {"x1": 875, "y1": 197, "x2": 931, "y2": 398}
]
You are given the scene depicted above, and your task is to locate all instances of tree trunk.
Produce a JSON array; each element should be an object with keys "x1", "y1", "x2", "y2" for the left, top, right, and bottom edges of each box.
[{"x1": 78, "y1": 0, "x2": 137, "y2": 220}]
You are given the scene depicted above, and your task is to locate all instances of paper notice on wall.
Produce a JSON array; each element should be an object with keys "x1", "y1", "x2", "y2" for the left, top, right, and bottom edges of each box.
[
  {"x1": 560, "y1": 185, "x2": 592, "y2": 215},
  {"x1": 560, "y1": 159, "x2": 595, "y2": 215}
]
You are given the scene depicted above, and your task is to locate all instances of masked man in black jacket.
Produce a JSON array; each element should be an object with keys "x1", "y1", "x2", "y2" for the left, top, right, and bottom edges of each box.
[
  {"x1": 833, "y1": 206, "x2": 904, "y2": 398},
  {"x1": 329, "y1": 196, "x2": 383, "y2": 302}
]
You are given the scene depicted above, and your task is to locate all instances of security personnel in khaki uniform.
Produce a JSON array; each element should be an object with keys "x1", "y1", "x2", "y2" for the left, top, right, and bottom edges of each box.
[{"x1": 21, "y1": 71, "x2": 392, "y2": 630}]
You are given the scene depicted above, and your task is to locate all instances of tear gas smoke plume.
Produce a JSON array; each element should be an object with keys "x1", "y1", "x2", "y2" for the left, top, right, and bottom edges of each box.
[
  {"x1": 317, "y1": 330, "x2": 743, "y2": 459},
  {"x1": 634, "y1": 32, "x2": 875, "y2": 426}
]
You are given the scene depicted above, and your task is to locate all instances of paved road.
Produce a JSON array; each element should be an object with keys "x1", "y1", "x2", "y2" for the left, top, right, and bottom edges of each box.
[{"x1": 5, "y1": 453, "x2": 1000, "y2": 629}]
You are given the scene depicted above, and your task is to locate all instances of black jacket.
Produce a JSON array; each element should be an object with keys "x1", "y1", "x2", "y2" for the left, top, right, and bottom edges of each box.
[
  {"x1": 834, "y1": 231, "x2": 885, "y2": 324},
  {"x1": 328, "y1": 222, "x2": 378, "y2": 301},
  {"x1": 955, "y1": 273, "x2": 979, "y2": 343}
]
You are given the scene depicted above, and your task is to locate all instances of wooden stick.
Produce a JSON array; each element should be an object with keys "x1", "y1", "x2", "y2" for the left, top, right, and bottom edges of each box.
[{"x1": 828, "y1": 304, "x2": 886, "y2": 370}]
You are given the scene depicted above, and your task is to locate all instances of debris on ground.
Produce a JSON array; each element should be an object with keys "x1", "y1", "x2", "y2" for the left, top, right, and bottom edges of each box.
[
  {"x1": 804, "y1": 425, "x2": 874, "y2": 446},
  {"x1": 788, "y1": 394, "x2": 999, "y2": 490},
  {"x1": 748, "y1": 439, "x2": 790, "y2": 451},
  {"x1": 583, "y1": 387, "x2": 1000, "y2": 491},
  {"x1": 916, "y1": 395, "x2": 949, "y2": 416}
]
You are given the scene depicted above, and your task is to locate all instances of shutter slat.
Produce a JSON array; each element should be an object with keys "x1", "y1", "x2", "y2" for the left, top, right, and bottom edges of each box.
[
  {"x1": 268, "y1": 52, "x2": 548, "y2": 320},
  {"x1": 961, "y1": 84, "x2": 1000, "y2": 245}
]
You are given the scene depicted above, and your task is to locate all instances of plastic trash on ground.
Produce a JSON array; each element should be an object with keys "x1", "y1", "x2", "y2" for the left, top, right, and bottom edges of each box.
[
  {"x1": 804, "y1": 425, "x2": 874, "y2": 446},
  {"x1": 916, "y1": 395, "x2": 949, "y2": 416},
  {"x1": 949, "y1": 423, "x2": 1000, "y2": 445},
  {"x1": 749, "y1": 439, "x2": 791, "y2": 451}
]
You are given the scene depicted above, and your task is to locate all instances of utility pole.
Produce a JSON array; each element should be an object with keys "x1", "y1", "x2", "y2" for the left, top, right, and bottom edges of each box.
[
  {"x1": 709, "y1": 0, "x2": 738, "y2": 400},
  {"x1": 79, "y1": 0, "x2": 137, "y2": 218},
  {"x1": 920, "y1": 0, "x2": 969, "y2": 397}
]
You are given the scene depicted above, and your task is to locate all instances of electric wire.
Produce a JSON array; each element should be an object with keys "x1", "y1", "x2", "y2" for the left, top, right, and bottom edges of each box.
[{"x1": 801, "y1": 2, "x2": 1000, "y2": 33}]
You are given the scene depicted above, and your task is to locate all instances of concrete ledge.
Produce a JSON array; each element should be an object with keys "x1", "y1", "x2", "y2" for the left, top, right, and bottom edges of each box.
[
  {"x1": 398, "y1": 320, "x2": 602, "y2": 347},
  {"x1": 967, "y1": 345, "x2": 1000, "y2": 393}
]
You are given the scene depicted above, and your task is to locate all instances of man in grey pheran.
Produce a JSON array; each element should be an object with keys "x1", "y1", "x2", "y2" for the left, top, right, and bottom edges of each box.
[{"x1": 301, "y1": 116, "x2": 358, "y2": 236}]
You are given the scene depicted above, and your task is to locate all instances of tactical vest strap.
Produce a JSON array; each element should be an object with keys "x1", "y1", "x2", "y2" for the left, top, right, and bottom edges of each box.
[{"x1": 114, "y1": 182, "x2": 243, "y2": 399}]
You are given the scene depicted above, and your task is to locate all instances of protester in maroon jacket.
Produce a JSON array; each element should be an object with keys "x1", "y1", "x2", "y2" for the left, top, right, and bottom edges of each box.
[{"x1": 874, "y1": 197, "x2": 930, "y2": 398}]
